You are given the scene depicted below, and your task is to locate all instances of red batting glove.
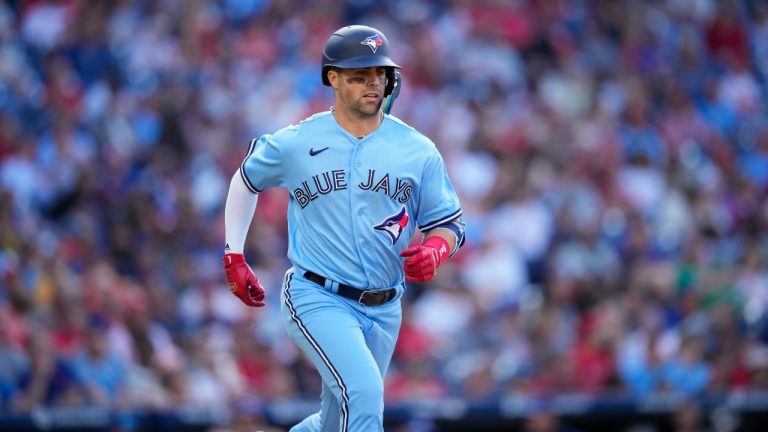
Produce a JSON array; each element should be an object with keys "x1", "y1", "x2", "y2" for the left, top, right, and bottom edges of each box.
[
  {"x1": 223, "y1": 253, "x2": 266, "y2": 307},
  {"x1": 400, "y1": 236, "x2": 450, "y2": 283}
]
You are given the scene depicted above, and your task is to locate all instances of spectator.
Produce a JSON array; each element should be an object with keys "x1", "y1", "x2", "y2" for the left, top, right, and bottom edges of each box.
[
  {"x1": 12, "y1": 328, "x2": 86, "y2": 410},
  {"x1": 68, "y1": 322, "x2": 127, "y2": 407},
  {"x1": 745, "y1": 342, "x2": 768, "y2": 389},
  {"x1": 662, "y1": 335, "x2": 712, "y2": 396},
  {"x1": 0, "y1": 323, "x2": 27, "y2": 409}
]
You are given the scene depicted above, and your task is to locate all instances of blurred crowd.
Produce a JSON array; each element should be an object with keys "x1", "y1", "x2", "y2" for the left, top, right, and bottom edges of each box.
[{"x1": 1, "y1": 0, "x2": 768, "y2": 427}]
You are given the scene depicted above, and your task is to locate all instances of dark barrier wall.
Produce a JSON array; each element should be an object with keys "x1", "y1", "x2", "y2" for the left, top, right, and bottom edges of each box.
[{"x1": 2, "y1": 392, "x2": 767, "y2": 432}]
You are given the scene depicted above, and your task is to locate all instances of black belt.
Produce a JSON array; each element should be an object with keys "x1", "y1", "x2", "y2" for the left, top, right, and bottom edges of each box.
[{"x1": 304, "y1": 271, "x2": 397, "y2": 306}]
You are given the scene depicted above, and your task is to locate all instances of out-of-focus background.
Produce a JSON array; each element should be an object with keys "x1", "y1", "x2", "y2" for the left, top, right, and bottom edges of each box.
[{"x1": 1, "y1": 0, "x2": 768, "y2": 431}]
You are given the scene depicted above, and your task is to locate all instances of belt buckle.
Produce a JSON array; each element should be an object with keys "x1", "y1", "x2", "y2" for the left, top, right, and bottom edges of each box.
[{"x1": 358, "y1": 290, "x2": 384, "y2": 306}]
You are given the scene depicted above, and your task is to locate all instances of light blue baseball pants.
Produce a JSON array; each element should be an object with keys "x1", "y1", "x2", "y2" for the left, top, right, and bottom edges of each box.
[{"x1": 280, "y1": 269, "x2": 403, "y2": 432}]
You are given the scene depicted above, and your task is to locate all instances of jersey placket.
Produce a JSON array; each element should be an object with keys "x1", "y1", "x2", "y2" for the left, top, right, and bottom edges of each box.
[{"x1": 347, "y1": 133, "x2": 376, "y2": 289}]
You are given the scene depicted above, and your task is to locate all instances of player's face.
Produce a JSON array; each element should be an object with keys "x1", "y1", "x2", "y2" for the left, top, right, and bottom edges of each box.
[{"x1": 333, "y1": 67, "x2": 387, "y2": 118}]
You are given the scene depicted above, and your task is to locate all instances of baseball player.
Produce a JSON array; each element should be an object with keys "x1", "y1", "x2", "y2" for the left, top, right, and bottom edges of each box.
[{"x1": 222, "y1": 25, "x2": 465, "y2": 432}]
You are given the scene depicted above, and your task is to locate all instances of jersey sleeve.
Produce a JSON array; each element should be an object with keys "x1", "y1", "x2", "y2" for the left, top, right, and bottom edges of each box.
[
  {"x1": 416, "y1": 149, "x2": 462, "y2": 232},
  {"x1": 239, "y1": 134, "x2": 284, "y2": 193}
]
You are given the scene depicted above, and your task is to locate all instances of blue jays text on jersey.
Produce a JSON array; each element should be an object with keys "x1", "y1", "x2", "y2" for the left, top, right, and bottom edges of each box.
[
  {"x1": 292, "y1": 168, "x2": 413, "y2": 208},
  {"x1": 239, "y1": 111, "x2": 463, "y2": 290}
]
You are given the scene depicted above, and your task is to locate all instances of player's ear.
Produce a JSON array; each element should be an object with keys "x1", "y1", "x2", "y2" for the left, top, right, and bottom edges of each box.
[{"x1": 327, "y1": 69, "x2": 340, "y2": 89}]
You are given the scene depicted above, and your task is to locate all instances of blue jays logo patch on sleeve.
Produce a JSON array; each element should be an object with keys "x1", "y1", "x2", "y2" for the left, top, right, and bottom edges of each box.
[{"x1": 373, "y1": 207, "x2": 409, "y2": 245}]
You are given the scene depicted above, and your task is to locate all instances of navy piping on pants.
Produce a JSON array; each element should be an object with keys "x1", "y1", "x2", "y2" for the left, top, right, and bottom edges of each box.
[{"x1": 283, "y1": 271, "x2": 350, "y2": 432}]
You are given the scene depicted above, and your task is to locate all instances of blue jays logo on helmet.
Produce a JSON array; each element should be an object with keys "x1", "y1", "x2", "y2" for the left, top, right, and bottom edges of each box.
[
  {"x1": 361, "y1": 34, "x2": 383, "y2": 53},
  {"x1": 373, "y1": 207, "x2": 409, "y2": 245}
]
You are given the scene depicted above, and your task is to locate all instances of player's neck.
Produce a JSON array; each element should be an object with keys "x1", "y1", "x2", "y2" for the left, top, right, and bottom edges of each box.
[{"x1": 332, "y1": 107, "x2": 383, "y2": 139}]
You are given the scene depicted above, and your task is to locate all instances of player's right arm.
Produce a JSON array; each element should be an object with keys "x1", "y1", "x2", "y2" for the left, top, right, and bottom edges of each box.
[
  {"x1": 223, "y1": 170, "x2": 265, "y2": 307},
  {"x1": 222, "y1": 133, "x2": 286, "y2": 308}
]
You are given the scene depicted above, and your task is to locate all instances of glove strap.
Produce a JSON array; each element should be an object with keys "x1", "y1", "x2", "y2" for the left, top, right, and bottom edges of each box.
[
  {"x1": 224, "y1": 252, "x2": 246, "y2": 267},
  {"x1": 423, "y1": 236, "x2": 450, "y2": 269}
]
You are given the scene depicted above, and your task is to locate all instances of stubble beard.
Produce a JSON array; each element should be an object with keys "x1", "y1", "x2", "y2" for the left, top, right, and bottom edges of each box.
[{"x1": 348, "y1": 98, "x2": 383, "y2": 118}]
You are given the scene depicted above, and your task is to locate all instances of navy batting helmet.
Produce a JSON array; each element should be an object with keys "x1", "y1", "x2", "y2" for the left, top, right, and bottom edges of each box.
[{"x1": 321, "y1": 25, "x2": 400, "y2": 96}]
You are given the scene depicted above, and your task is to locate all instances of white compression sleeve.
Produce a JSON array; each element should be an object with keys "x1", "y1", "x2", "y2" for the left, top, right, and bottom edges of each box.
[{"x1": 224, "y1": 169, "x2": 258, "y2": 253}]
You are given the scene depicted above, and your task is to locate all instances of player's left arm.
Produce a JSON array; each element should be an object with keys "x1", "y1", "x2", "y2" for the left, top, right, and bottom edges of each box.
[
  {"x1": 400, "y1": 148, "x2": 465, "y2": 283},
  {"x1": 400, "y1": 220, "x2": 465, "y2": 283},
  {"x1": 425, "y1": 228, "x2": 457, "y2": 255}
]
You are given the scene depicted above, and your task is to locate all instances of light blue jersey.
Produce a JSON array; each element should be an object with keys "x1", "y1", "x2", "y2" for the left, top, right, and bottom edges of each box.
[
  {"x1": 240, "y1": 111, "x2": 462, "y2": 289},
  {"x1": 240, "y1": 111, "x2": 462, "y2": 431}
]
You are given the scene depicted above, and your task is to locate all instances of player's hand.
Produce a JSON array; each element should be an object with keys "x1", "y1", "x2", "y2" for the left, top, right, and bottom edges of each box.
[
  {"x1": 223, "y1": 253, "x2": 265, "y2": 307},
  {"x1": 400, "y1": 236, "x2": 450, "y2": 283}
]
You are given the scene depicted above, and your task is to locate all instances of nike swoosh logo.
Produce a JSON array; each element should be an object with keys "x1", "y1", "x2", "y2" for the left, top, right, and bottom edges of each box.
[{"x1": 309, "y1": 147, "x2": 329, "y2": 156}]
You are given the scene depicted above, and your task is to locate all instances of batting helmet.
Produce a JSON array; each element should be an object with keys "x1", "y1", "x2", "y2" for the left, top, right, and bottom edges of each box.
[{"x1": 321, "y1": 25, "x2": 400, "y2": 96}]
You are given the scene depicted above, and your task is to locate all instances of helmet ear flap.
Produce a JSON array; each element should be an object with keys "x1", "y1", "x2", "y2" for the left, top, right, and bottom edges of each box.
[
  {"x1": 322, "y1": 66, "x2": 331, "y2": 86},
  {"x1": 384, "y1": 68, "x2": 396, "y2": 97},
  {"x1": 383, "y1": 71, "x2": 402, "y2": 115}
]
